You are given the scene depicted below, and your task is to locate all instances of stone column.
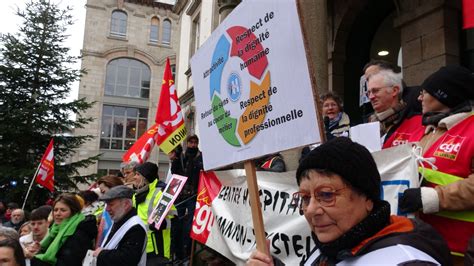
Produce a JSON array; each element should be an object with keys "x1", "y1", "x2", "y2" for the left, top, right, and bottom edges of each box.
[
  {"x1": 394, "y1": 0, "x2": 461, "y2": 86},
  {"x1": 299, "y1": 0, "x2": 329, "y2": 94},
  {"x1": 218, "y1": 0, "x2": 241, "y2": 23}
]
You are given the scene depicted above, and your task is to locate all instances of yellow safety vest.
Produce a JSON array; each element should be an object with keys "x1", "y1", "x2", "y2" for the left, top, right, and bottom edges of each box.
[
  {"x1": 133, "y1": 180, "x2": 176, "y2": 258},
  {"x1": 421, "y1": 167, "x2": 474, "y2": 223}
]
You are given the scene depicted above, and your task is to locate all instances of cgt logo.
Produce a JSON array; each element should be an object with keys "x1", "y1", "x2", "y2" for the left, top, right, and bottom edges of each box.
[
  {"x1": 391, "y1": 133, "x2": 411, "y2": 146},
  {"x1": 434, "y1": 134, "x2": 466, "y2": 161},
  {"x1": 439, "y1": 143, "x2": 461, "y2": 153}
]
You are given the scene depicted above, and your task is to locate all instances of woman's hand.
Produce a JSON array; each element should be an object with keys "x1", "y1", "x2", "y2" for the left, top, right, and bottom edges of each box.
[
  {"x1": 24, "y1": 242, "x2": 41, "y2": 258},
  {"x1": 246, "y1": 240, "x2": 274, "y2": 266}
]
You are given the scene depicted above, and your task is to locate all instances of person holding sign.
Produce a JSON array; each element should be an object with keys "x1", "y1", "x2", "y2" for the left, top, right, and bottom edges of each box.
[
  {"x1": 247, "y1": 138, "x2": 450, "y2": 265},
  {"x1": 132, "y1": 162, "x2": 175, "y2": 265},
  {"x1": 169, "y1": 135, "x2": 203, "y2": 261}
]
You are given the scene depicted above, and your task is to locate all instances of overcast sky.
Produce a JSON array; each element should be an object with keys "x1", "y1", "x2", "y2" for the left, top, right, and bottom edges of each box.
[{"x1": 0, "y1": 0, "x2": 86, "y2": 102}]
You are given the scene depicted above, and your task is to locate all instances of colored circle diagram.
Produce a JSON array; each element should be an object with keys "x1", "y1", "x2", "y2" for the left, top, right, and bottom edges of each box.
[{"x1": 209, "y1": 26, "x2": 271, "y2": 147}]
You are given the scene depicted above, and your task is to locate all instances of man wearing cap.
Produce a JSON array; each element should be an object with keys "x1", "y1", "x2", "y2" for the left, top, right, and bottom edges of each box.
[
  {"x1": 366, "y1": 69, "x2": 424, "y2": 148},
  {"x1": 132, "y1": 162, "x2": 175, "y2": 265},
  {"x1": 93, "y1": 185, "x2": 147, "y2": 266},
  {"x1": 399, "y1": 65, "x2": 474, "y2": 261}
]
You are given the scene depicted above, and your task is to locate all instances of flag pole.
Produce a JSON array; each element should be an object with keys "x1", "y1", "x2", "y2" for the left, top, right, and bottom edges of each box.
[{"x1": 22, "y1": 163, "x2": 42, "y2": 210}]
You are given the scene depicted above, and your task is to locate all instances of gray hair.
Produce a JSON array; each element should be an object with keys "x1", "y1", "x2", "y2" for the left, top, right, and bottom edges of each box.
[
  {"x1": 120, "y1": 161, "x2": 138, "y2": 171},
  {"x1": 371, "y1": 70, "x2": 403, "y2": 99},
  {"x1": 0, "y1": 226, "x2": 19, "y2": 241}
]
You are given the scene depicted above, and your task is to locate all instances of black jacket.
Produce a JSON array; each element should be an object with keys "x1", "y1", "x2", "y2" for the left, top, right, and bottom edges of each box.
[
  {"x1": 31, "y1": 215, "x2": 98, "y2": 266},
  {"x1": 171, "y1": 150, "x2": 203, "y2": 202},
  {"x1": 97, "y1": 209, "x2": 147, "y2": 266},
  {"x1": 2, "y1": 220, "x2": 24, "y2": 231}
]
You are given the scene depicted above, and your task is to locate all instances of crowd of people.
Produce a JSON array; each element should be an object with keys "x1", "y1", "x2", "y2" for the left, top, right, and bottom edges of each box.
[
  {"x1": 0, "y1": 135, "x2": 206, "y2": 266},
  {"x1": 249, "y1": 63, "x2": 474, "y2": 265},
  {"x1": 1, "y1": 62, "x2": 473, "y2": 265}
]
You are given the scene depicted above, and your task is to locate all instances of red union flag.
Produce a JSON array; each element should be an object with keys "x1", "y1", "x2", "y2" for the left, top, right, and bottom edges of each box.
[
  {"x1": 122, "y1": 124, "x2": 159, "y2": 164},
  {"x1": 463, "y1": 0, "x2": 474, "y2": 29},
  {"x1": 35, "y1": 139, "x2": 54, "y2": 192},
  {"x1": 155, "y1": 58, "x2": 186, "y2": 154},
  {"x1": 191, "y1": 171, "x2": 222, "y2": 244}
]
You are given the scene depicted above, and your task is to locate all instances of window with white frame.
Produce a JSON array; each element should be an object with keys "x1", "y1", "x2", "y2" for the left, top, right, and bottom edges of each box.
[
  {"x1": 110, "y1": 10, "x2": 127, "y2": 37},
  {"x1": 105, "y1": 58, "x2": 151, "y2": 98},
  {"x1": 100, "y1": 105, "x2": 148, "y2": 150},
  {"x1": 162, "y1": 19, "x2": 171, "y2": 45},
  {"x1": 150, "y1": 17, "x2": 159, "y2": 43}
]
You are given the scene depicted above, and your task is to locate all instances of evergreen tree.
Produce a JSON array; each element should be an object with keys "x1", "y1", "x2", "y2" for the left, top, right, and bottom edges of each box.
[{"x1": 0, "y1": 0, "x2": 98, "y2": 209}]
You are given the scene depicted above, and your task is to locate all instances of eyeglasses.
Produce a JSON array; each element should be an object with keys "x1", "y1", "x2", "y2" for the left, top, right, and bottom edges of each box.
[
  {"x1": 419, "y1": 89, "x2": 426, "y2": 97},
  {"x1": 366, "y1": 86, "x2": 392, "y2": 97},
  {"x1": 292, "y1": 186, "x2": 347, "y2": 210}
]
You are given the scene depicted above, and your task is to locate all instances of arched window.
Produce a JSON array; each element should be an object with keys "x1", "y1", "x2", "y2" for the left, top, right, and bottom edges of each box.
[
  {"x1": 105, "y1": 58, "x2": 151, "y2": 98},
  {"x1": 150, "y1": 17, "x2": 160, "y2": 43},
  {"x1": 110, "y1": 10, "x2": 127, "y2": 37},
  {"x1": 162, "y1": 19, "x2": 172, "y2": 45}
]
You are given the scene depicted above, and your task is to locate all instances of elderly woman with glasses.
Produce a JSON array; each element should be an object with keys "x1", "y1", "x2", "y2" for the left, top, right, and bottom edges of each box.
[
  {"x1": 247, "y1": 137, "x2": 450, "y2": 265},
  {"x1": 320, "y1": 92, "x2": 350, "y2": 141}
]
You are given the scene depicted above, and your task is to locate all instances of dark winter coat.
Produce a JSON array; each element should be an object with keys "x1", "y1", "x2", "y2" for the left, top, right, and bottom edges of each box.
[
  {"x1": 31, "y1": 215, "x2": 98, "y2": 266},
  {"x1": 97, "y1": 209, "x2": 147, "y2": 266}
]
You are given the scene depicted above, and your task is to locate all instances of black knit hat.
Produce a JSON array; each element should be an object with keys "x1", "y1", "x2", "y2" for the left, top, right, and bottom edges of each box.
[
  {"x1": 135, "y1": 162, "x2": 158, "y2": 183},
  {"x1": 421, "y1": 65, "x2": 474, "y2": 108},
  {"x1": 296, "y1": 137, "x2": 381, "y2": 202}
]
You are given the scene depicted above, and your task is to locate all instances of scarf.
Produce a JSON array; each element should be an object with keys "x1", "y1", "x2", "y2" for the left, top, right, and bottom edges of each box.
[
  {"x1": 35, "y1": 213, "x2": 85, "y2": 265},
  {"x1": 314, "y1": 200, "x2": 391, "y2": 264},
  {"x1": 422, "y1": 100, "x2": 473, "y2": 126},
  {"x1": 328, "y1": 112, "x2": 343, "y2": 131},
  {"x1": 134, "y1": 185, "x2": 150, "y2": 205}
]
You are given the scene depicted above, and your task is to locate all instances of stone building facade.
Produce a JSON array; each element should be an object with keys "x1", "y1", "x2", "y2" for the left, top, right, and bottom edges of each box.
[
  {"x1": 74, "y1": 0, "x2": 180, "y2": 177},
  {"x1": 172, "y1": 0, "x2": 469, "y2": 171}
]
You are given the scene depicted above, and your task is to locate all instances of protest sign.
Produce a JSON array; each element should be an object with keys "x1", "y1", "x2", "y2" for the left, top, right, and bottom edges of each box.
[
  {"x1": 190, "y1": 0, "x2": 321, "y2": 171},
  {"x1": 149, "y1": 174, "x2": 188, "y2": 229}
]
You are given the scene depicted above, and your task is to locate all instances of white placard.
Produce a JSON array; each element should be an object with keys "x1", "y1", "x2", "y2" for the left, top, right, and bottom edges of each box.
[
  {"x1": 350, "y1": 122, "x2": 382, "y2": 152},
  {"x1": 190, "y1": 0, "x2": 320, "y2": 170}
]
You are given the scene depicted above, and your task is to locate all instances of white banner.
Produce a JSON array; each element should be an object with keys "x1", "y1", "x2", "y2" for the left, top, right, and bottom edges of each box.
[
  {"x1": 191, "y1": 146, "x2": 420, "y2": 264},
  {"x1": 190, "y1": 0, "x2": 321, "y2": 170},
  {"x1": 192, "y1": 170, "x2": 315, "y2": 265}
]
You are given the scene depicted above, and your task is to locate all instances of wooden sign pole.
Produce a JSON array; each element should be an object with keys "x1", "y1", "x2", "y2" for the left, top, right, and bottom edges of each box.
[
  {"x1": 296, "y1": 0, "x2": 327, "y2": 143},
  {"x1": 244, "y1": 160, "x2": 269, "y2": 255}
]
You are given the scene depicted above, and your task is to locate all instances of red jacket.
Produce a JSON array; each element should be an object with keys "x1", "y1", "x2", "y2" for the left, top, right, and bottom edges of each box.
[
  {"x1": 418, "y1": 114, "x2": 474, "y2": 254},
  {"x1": 382, "y1": 115, "x2": 424, "y2": 149}
]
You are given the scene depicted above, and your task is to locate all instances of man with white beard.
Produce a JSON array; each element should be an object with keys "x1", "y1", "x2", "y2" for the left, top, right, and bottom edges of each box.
[
  {"x1": 3, "y1": 209, "x2": 25, "y2": 232},
  {"x1": 93, "y1": 185, "x2": 147, "y2": 266}
]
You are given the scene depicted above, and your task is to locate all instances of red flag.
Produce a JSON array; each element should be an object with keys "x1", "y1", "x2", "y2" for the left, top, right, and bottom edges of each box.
[
  {"x1": 122, "y1": 124, "x2": 159, "y2": 164},
  {"x1": 35, "y1": 139, "x2": 54, "y2": 192},
  {"x1": 463, "y1": 0, "x2": 474, "y2": 29},
  {"x1": 191, "y1": 171, "x2": 222, "y2": 243},
  {"x1": 155, "y1": 58, "x2": 186, "y2": 154}
]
